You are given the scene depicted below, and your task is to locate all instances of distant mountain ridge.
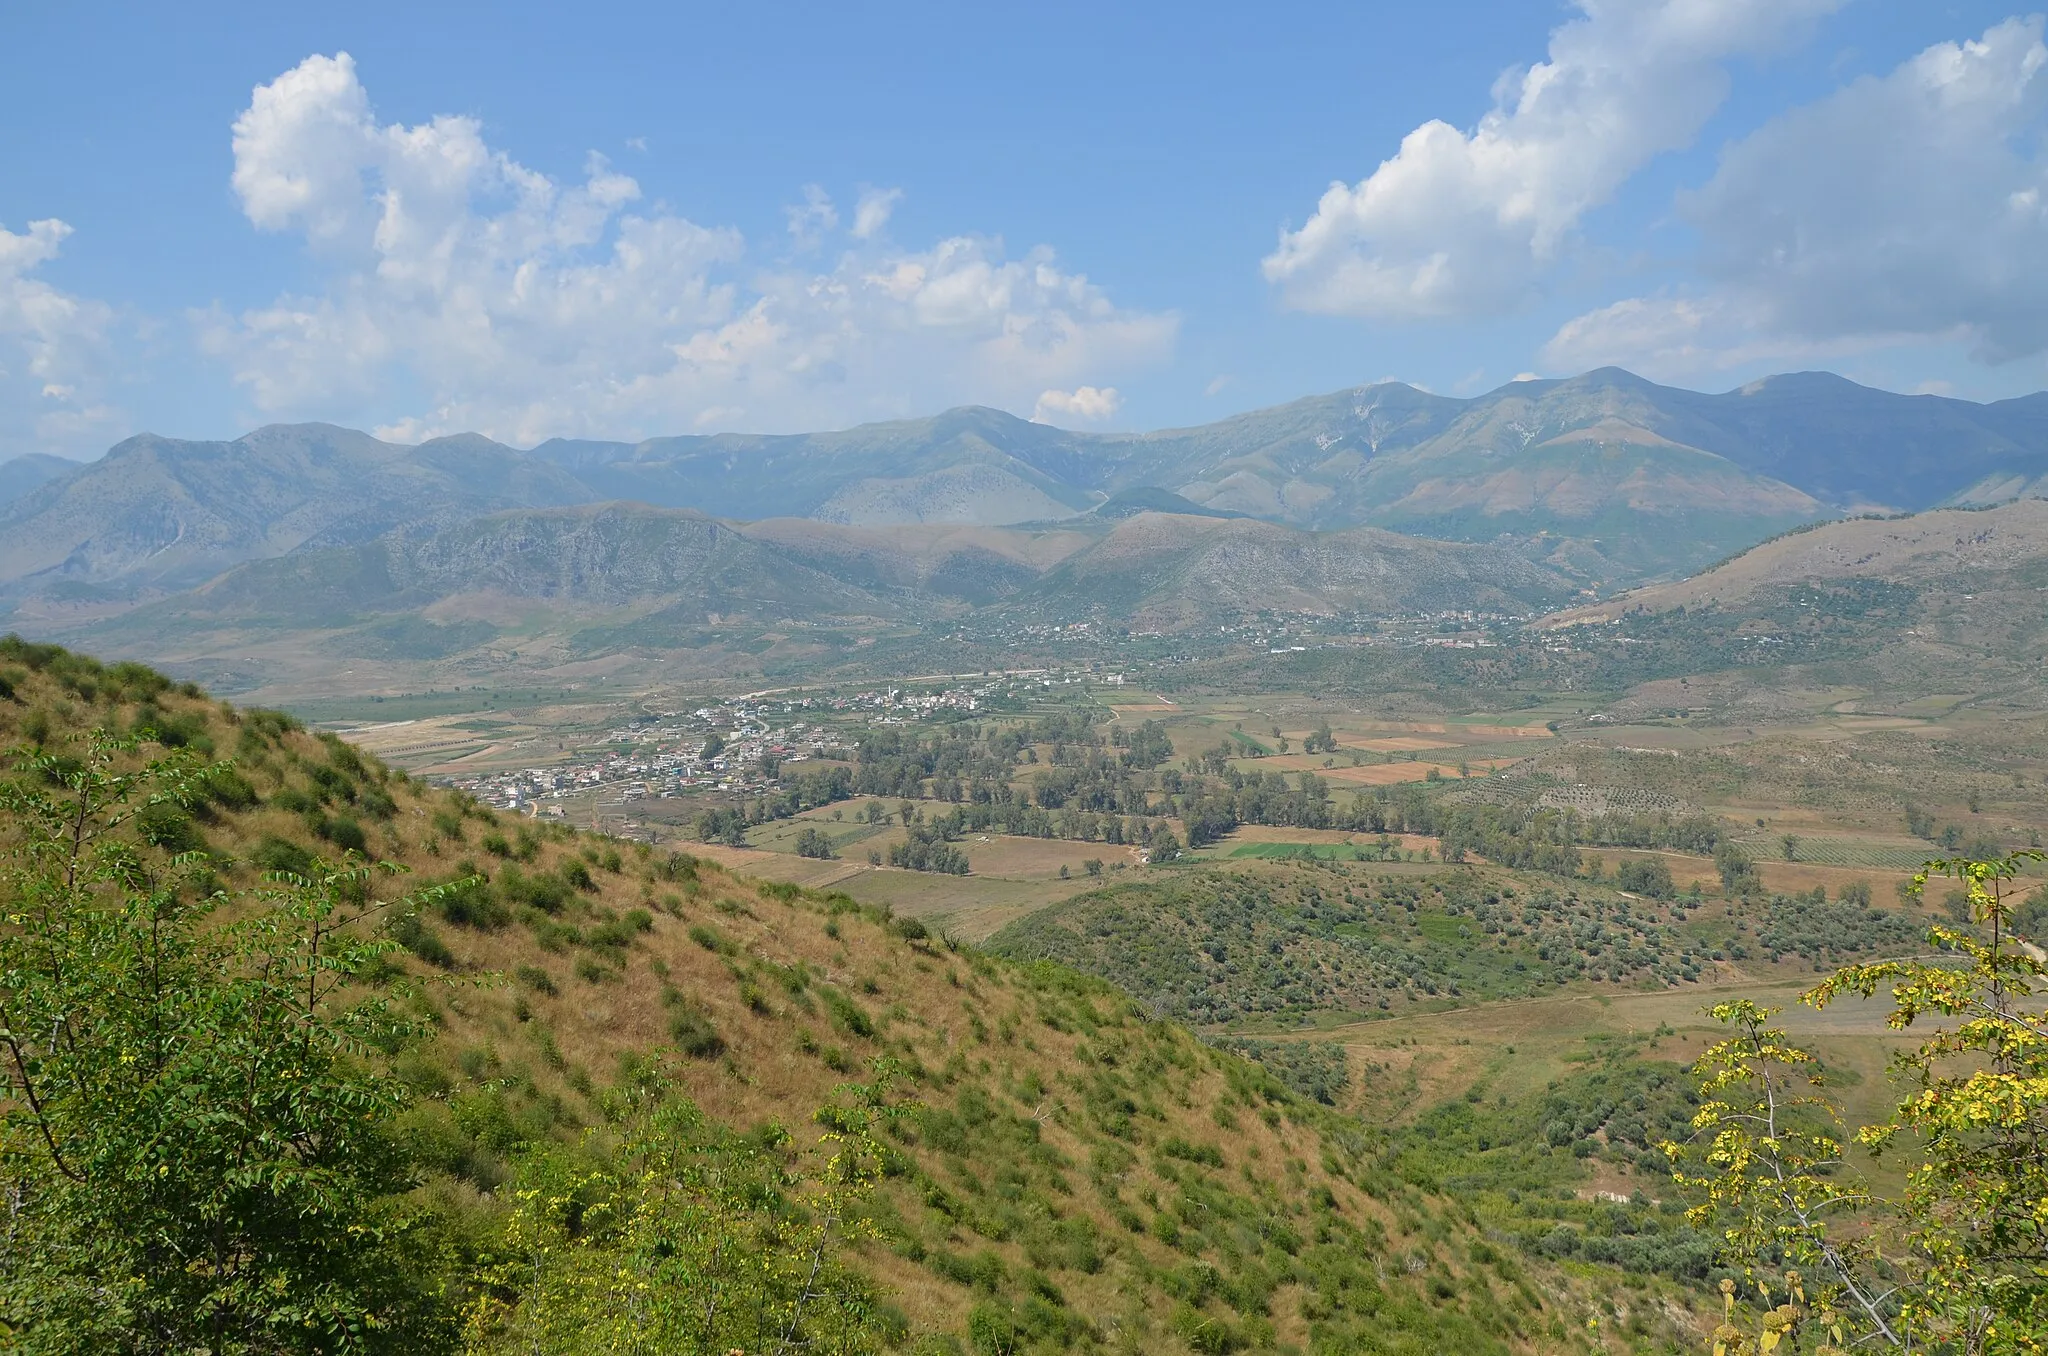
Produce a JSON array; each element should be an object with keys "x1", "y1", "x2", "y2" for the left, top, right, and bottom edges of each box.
[
  {"x1": 0, "y1": 453, "x2": 78, "y2": 510},
  {"x1": 1552, "y1": 498, "x2": 2048, "y2": 622},
  {"x1": 6, "y1": 368, "x2": 2047, "y2": 603},
  {"x1": 0, "y1": 424, "x2": 589, "y2": 595},
  {"x1": 97, "y1": 502, "x2": 1576, "y2": 645}
]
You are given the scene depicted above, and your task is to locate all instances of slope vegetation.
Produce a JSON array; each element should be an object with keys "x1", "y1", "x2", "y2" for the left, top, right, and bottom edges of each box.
[
  {"x1": 0, "y1": 640, "x2": 1707, "y2": 1352},
  {"x1": 1012, "y1": 514, "x2": 1576, "y2": 628},
  {"x1": 1555, "y1": 498, "x2": 2048, "y2": 619},
  {"x1": 37, "y1": 506, "x2": 1580, "y2": 688}
]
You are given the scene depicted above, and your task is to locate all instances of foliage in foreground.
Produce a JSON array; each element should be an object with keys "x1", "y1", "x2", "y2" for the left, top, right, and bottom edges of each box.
[
  {"x1": 0, "y1": 734, "x2": 445, "y2": 1351},
  {"x1": 1672, "y1": 852, "x2": 2048, "y2": 1355},
  {"x1": 0, "y1": 730, "x2": 901, "y2": 1356},
  {"x1": 462, "y1": 1071, "x2": 898, "y2": 1355}
]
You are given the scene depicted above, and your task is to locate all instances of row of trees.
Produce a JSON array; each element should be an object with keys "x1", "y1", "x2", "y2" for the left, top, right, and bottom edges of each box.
[{"x1": 702, "y1": 706, "x2": 1740, "y2": 890}]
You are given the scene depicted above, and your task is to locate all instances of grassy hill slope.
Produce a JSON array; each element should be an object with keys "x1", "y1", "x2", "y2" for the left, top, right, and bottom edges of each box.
[
  {"x1": 0, "y1": 640, "x2": 1710, "y2": 1353},
  {"x1": 1555, "y1": 498, "x2": 2048, "y2": 620}
]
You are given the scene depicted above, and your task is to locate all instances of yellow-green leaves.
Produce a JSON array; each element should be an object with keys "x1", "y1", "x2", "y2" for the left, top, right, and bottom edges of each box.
[
  {"x1": 1676, "y1": 851, "x2": 2048, "y2": 1354},
  {"x1": 463, "y1": 1065, "x2": 904, "y2": 1355}
]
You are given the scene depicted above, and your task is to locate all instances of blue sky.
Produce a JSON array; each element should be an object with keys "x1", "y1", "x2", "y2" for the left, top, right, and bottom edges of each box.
[{"x1": 2, "y1": 0, "x2": 2044, "y2": 458}]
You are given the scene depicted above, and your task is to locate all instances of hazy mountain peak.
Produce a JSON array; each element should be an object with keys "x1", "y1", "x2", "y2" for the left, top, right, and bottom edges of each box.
[
  {"x1": 8, "y1": 367, "x2": 2046, "y2": 603},
  {"x1": 232, "y1": 422, "x2": 407, "y2": 461},
  {"x1": 413, "y1": 432, "x2": 522, "y2": 456},
  {"x1": 1733, "y1": 370, "x2": 1872, "y2": 398}
]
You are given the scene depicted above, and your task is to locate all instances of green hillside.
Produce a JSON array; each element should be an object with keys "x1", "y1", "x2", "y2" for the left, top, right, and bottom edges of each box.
[{"x1": 0, "y1": 640, "x2": 1714, "y2": 1354}]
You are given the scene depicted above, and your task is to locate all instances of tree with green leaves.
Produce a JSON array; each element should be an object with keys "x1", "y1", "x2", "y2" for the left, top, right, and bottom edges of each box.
[
  {"x1": 1670, "y1": 851, "x2": 2048, "y2": 1354},
  {"x1": 0, "y1": 731, "x2": 451, "y2": 1353}
]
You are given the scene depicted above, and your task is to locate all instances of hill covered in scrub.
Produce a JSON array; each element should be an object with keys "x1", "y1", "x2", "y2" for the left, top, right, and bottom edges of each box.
[{"x1": 0, "y1": 640, "x2": 1712, "y2": 1354}]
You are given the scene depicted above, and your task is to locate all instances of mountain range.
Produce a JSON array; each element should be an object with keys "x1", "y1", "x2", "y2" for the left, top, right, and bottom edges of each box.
[
  {"x1": 69, "y1": 503, "x2": 1576, "y2": 669},
  {"x1": 1556, "y1": 497, "x2": 2048, "y2": 622},
  {"x1": 7, "y1": 368, "x2": 2048, "y2": 614}
]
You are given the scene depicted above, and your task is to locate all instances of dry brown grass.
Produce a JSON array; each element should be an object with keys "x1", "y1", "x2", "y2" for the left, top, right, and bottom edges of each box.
[{"x1": 0, "y1": 658, "x2": 1714, "y2": 1351}]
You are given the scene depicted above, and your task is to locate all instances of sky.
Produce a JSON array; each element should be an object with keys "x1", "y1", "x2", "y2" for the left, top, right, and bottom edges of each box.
[{"x1": 3, "y1": 0, "x2": 2046, "y2": 459}]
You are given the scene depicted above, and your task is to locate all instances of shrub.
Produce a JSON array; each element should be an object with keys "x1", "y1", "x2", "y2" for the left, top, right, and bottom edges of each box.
[
  {"x1": 199, "y1": 768, "x2": 260, "y2": 812},
  {"x1": 1616, "y1": 857, "x2": 1676, "y2": 899},
  {"x1": 249, "y1": 836, "x2": 315, "y2": 877},
  {"x1": 655, "y1": 851, "x2": 699, "y2": 883},
  {"x1": 435, "y1": 874, "x2": 510, "y2": 930},
  {"x1": 586, "y1": 918, "x2": 638, "y2": 951},
  {"x1": 498, "y1": 865, "x2": 571, "y2": 914},
  {"x1": 669, "y1": 1005, "x2": 725, "y2": 1058},
  {"x1": 689, "y1": 924, "x2": 736, "y2": 955},
  {"x1": 389, "y1": 911, "x2": 455, "y2": 968},
  {"x1": 821, "y1": 987, "x2": 875, "y2": 1039},
  {"x1": 135, "y1": 802, "x2": 205, "y2": 855},
  {"x1": 319, "y1": 815, "x2": 367, "y2": 854},
  {"x1": 271, "y1": 787, "x2": 320, "y2": 815},
  {"x1": 514, "y1": 965, "x2": 558, "y2": 996},
  {"x1": 1159, "y1": 1136, "x2": 1225, "y2": 1169}
]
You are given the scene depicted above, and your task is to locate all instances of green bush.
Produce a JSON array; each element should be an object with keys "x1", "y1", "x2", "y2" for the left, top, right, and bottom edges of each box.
[
  {"x1": 249, "y1": 835, "x2": 314, "y2": 877},
  {"x1": 319, "y1": 814, "x2": 367, "y2": 854},
  {"x1": 498, "y1": 864, "x2": 571, "y2": 914},
  {"x1": 689, "y1": 923, "x2": 736, "y2": 955},
  {"x1": 390, "y1": 911, "x2": 455, "y2": 968},
  {"x1": 435, "y1": 872, "x2": 510, "y2": 930},
  {"x1": 1615, "y1": 857, "x2": 1676, "y2": 899},
  {"x1": 821, "y1": 987, "x2": 875, "y2": 1039},
  {"x1": 1159, "y1": 1136, "x2": 1225, "y2": 1169},
  {"x1": 135, "y1": 802, "x2": 205, "y2": 854},
  {"x1": 669, "y1": 1005, "x2": 725, "y2": 1058}
]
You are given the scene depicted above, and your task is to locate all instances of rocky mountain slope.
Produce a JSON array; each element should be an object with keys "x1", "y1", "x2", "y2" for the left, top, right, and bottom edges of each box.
[
  {"x1": 1008, "y1": 514, "x2": 1575, "y2": 630},
  {"x1": 78, "y1": 503, "x2": 1576, "y2": 648},
  {"x1": 1554, "y1": 498, "x2": 2048, "y2": 620},
  {"x1": 0, "y1": 452, "x2": 77, "y2": 509},
  {"x1": 0, "y1": 424, "x2": 590, "y2": 596},
  {"x1": 9, "y1": 368, "x2": 2047, "y2": 603}
]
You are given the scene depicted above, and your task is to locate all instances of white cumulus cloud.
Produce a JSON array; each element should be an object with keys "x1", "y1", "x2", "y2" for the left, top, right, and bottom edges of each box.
[
  {"x1": 1538, "y1": 291, "x2": 1878, "y2": 380},
  {"x1": 0, "y1": 218, "x2": 123, "y2": 460},
  {"x1": 1545, "y1": 16, "x2": 2048, "y2": 378},
  {"x1": 1032, "y1": 385, "x2": 1122, "y2": 424},
  {"x1": 851, "y1": 187, "x2": 902, "y2": 240},
  {"x1": 1263, "y1": 0, "x2": 1842, "y2": 321},
  {"x1": 786, "y1": 184, "x2": 838, "y2": 247},
  {"x1": 205, "y1": 53, "x2": 1175, "y2": 444}
]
